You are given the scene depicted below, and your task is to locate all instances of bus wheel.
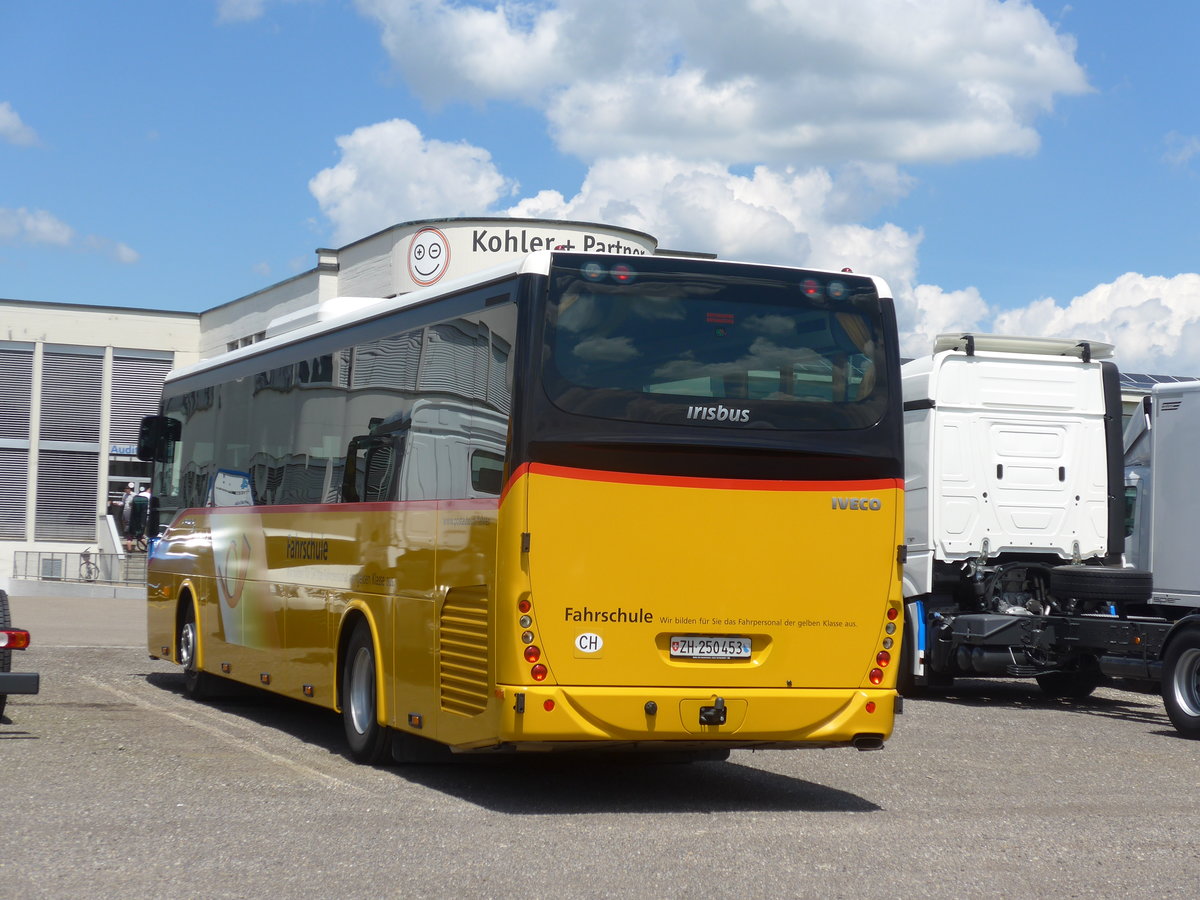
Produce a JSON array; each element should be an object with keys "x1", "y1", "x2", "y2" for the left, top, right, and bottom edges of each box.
[
  {"x1": 343, "y1": 620, "x2": 391, "y2": 765},
  {"x1": 179, "y1": 601, "x2": 213, "y2": 701},
  {"x1": 1162, "y1": 625, "x2": 1200, "y2": 739}
]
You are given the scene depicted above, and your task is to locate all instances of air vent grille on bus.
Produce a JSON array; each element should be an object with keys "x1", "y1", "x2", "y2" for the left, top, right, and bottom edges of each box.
[{"x1": 439, "y1": 587, "x2": 490, "y2": 716}]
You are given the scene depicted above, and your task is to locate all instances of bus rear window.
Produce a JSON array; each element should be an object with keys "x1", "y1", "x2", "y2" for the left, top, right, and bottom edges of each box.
[{"x1": 542, "y1": 259, "x2": 890, "y2": 431}]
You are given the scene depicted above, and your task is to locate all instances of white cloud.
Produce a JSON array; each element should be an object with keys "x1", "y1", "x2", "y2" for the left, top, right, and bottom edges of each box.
[
  {"x1": 356, "y1": 0, "x2": 1089, "y2": 165},
  {"x1": 313, "y1": 4, "x2": 1200, "y2": 375},
  {"x1": 216, "y1": 0, "x2": 267, "y2": 22},
  {"x1": 306, "y1": 123, "x2": 1200, "y2": 373},
  {"x1": 215, "y1": 0, "x2": 319, "y2": 24},
  {"x1": 309, "y1": 119, "x2": 515, "y2": 245},
  {"x1": 0, "y1": 207, "x2": 139, "y2": 264},
  {"x1": 0, "y1": 207, "x2": 74, "y2": 245},
  {"x1": 1164, "y1": 131, "x2": 1200, "y2": 169},
  {"x1": 307, "y1": 125, "x2": 990, "y2": 358},
  {"x1": 991, "y1": 273, "x2": 1200, "y2": 374},
  {"x1": 0, "y1": 101, "x2": 39, "y2": 147},
  {"x1": 900, "y1": 284, "x2": 991, "y2": 358},
  {"x1": 83, "y1": 235, "x2": 141, "y2": 264}
]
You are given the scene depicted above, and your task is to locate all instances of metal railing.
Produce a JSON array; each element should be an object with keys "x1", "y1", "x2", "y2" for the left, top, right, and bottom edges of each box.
[{"x1": 12, "y1": 550, "x2": 147, "y2": 585}]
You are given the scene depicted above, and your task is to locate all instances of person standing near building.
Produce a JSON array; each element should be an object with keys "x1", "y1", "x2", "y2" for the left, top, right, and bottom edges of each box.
[
  {"x1": 119, "y1": 482, "x2": 135, "y2": 545},
  {"x1": 124, "y1": 483, "x2": 147, "y2": 551}
]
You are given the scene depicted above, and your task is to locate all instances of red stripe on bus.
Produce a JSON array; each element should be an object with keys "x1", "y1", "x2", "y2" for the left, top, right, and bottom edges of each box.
[
  {"x1": 179, "y1": 498, "x2": 500, "y2": 516},
  {"x1": 505, "y1": 462, "x2": 901, "y2": 493}
]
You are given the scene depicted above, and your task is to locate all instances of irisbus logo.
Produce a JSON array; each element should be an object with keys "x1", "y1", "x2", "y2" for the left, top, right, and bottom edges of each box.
[{"x1": 686, "y1": 404, "x2": 751, "y2": 423}]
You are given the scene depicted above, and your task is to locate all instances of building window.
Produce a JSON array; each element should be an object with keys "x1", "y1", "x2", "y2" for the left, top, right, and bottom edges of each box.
[{"x1": 35, "y1": 449, "x2": 99, "y2": 541}]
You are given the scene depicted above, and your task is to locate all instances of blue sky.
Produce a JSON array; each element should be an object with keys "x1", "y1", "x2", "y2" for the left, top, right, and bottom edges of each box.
[{"x1": 2, "y1": 0, "x2": 1199, "y2": 371}]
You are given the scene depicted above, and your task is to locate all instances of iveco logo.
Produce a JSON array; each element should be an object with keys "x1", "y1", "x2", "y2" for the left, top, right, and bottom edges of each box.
[
  {"x1": 686, "y1": 404, "x2": 751, "y2": 423},
  {"x1": 832, "y1": 497, "x2": 882, "y2": 510}
]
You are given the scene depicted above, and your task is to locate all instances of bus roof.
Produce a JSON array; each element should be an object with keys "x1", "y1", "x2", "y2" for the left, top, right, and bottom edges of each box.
[
  {"x1": 165, "y1": 251, "x2": 891, "y2": 386},
  {"x1": 167, "y1": 252, "x2": 554, "y2": 386}
]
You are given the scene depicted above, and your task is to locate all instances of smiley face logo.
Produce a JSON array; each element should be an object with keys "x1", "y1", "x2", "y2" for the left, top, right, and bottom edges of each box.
[{"x1": 408, "y1": 227, "x2": 450, "y2": 286}]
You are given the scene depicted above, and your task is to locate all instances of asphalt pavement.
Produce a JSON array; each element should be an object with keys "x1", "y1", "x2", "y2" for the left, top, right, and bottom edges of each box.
[
  {"x1": 7, "y1": 588, "x2": 146, "y2": 649},
  {"x1": 3, "y1": 586, "x2": 1199, "y2": 899}
]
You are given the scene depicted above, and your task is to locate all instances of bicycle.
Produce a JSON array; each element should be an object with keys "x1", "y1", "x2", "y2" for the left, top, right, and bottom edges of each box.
[{"x1": 79, "y1": 548, "x2": 100, "y2": 582}]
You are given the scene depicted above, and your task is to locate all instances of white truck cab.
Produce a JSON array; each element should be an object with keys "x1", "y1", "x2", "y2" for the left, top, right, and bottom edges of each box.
[{"x1": 900, "y1": 333, "x2": 1147, "y2": 694}]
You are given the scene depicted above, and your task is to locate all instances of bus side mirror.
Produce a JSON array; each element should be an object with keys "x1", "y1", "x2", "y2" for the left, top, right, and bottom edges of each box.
[{"x1": 137, "y1": 415, "x2": 181, "y2": 462}]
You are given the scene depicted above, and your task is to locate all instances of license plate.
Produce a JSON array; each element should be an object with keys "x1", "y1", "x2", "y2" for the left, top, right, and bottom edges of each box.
[{"x1": 669, "y1": 636, "x2": 752, "y2": 659}]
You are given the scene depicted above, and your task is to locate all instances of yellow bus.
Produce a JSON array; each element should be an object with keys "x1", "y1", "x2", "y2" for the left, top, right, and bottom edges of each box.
[{"x1": 139, "y1": 250, "x2": 905, "y2": 763}]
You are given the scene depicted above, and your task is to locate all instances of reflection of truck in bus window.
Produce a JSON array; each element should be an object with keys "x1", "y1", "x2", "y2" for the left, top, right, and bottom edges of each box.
[{"x1": 342, "y1": 398, "x2": 507, "y2": 551}]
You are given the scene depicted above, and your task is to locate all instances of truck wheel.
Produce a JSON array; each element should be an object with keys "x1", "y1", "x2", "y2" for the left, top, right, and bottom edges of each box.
[
  {"x1": 1049, "y1": 566, "x2": 1152, "y2": 603},
  {"x1": 1035, "y1": 659, "x2": 1102, "y2": 699},
  {"x1": 1162, "y1": 624, "x2": 1200, "y2": 739},
  {"x1": 0, "y1": 590, "x2": 11, "y2": 720},
  {"x1": 342, "y1": 620, "x2": 391, "y2": 765}
]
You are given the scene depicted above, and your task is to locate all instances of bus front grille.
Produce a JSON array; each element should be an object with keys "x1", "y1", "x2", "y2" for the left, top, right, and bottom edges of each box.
[{"x1": 439, "y1": 587, "x2": 489, "y2": 716}]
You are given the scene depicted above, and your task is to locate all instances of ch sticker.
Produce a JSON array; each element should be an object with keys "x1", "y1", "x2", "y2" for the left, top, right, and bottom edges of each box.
[{"x1": 574, "y1": 632, "x2": 603, "y2": 655}]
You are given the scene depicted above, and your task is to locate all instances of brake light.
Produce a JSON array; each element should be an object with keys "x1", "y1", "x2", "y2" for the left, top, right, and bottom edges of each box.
[
  {"x1": 0, "y1": 629, "x2": 31, "y2": 650},
  {"x1": 531, "y1": 664, "x2": 548, "y2": 681},
  {"x1": 612, "y1": 263, "x2": 636, "y2": 283},
  {"x1": 876, "y1": 650, "x2": 891, "y2": 667},
  {"x1": 869, "y1": 668, "x2": 884, "y2": 685},
  {"x1": 524, "y1": 645, "x2": 541, "y2": 663}
]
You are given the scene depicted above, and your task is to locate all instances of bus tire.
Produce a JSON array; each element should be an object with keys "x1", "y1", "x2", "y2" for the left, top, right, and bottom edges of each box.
[
  {"x1": 342, "y1": 620, "x2": 391, "y2": 765},
  {"x1": 1162, "y1": 624, "x2": 1200, "y2": 739},
  {"x1": 1048, "y1": 566, "x2": 1152, "y2": 603},
  {"x1": 179, "y1": 600, "x2": 214, "y2": 701}
]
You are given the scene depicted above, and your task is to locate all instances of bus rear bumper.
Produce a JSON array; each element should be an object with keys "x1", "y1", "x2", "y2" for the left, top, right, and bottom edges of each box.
[{"x1": 492, "y1": 684, "x2": 896, "y2": 750}]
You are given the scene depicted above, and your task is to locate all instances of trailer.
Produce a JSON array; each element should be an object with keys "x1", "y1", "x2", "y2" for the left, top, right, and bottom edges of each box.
[{"x1": 1119, "y1": 382, "x2": 1200, "y2": 735}]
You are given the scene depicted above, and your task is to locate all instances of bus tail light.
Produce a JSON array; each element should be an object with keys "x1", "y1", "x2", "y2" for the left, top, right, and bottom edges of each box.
[
  {"x1": 869, "y1": 668, "x2": 884, "y2": 685},
  {"x1": 531, "y1": 664, "x2": 548, "y2": 681},
  {"x1": 876, "y1": 650, "x2": 891, "y2": 667},
  {"x1": 524, "y1": 645, "x2": 541, "y2": 663}
]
